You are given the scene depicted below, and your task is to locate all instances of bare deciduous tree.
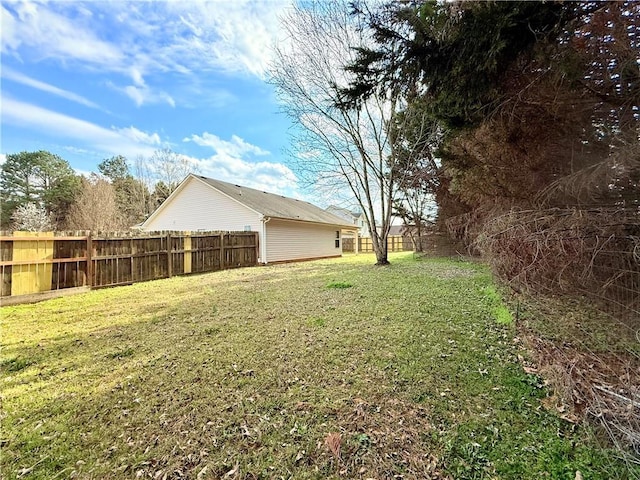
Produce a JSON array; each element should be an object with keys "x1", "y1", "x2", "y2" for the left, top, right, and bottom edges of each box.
[
  {"x1": 270, "y1": 1, "x2": 404, "y2": 265},
  {"x1": 66, "y1": 175, "x2": 123, "y2": 231},
  {"x1": 134, "y1": 148, "x2": 200, "y2": 208},
  {"x1": 391, "y1": 102, "x2": 441, "y2": 251}
]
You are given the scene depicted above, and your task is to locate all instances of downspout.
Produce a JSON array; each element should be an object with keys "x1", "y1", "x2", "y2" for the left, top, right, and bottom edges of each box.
[{"x1": 260, "y1": 216, "x2": 271, "y2": 264}]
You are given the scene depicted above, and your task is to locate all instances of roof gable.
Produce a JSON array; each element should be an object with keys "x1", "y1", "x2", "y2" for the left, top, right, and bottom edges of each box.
[{"x1": 195, "y1": 176, "x2": 353, "y2": 227}]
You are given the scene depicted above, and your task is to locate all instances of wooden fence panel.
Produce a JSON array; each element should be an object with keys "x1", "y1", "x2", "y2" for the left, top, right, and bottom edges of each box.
[
  {"x1": 348, "y1": 235, "x2": 411, "y2": 253},
  {"x1": 189, "y1": 234, "x2": 222, "y2": 274},
  {"x1": 170, "y1": 235, "x2": 185, "y2": 276},
  {"x1": 92, "y1": 236, "x2": 170, "y2": 287},
  {"x1": 223, "y1": 232, "x2": 258, "y2": 269},
  {"x1": 11, "y1": 232, "x2": 54, "y2": 295},
  {"x1": 0, "y1": 231, "x2": 259, "y2": 301},
  {"x1": 52, "y1": 237, "x2": 88, "y2": 290},
  {"x1": 0, "y1": 232, "x2": 90, "y2": 297}
]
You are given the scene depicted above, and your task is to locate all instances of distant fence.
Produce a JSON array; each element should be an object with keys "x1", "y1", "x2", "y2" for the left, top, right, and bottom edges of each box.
[
  {"x1": 342, "y1": 233, "x2": 459, "y2": 255},
  {"x1": 342, "y1": 235, "x2": 413, "y2": 253},
  {"x1": 0, "y1": 231, "x2": 258, "y2": 301}
]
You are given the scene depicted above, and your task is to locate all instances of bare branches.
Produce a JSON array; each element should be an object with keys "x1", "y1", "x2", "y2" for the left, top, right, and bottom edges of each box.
[{"x1": 270, "y1": 0, "x2": 402, "y2": 263}]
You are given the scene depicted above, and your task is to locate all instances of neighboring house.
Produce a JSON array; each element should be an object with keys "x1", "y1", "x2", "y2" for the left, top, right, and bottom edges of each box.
[
  {"x1": 388, "y1": 225, "x2": 411, "y2": 236},
  {"x1": 326, "y1": 205, "x2": 370, "y2": 237},
  {"x1": 141, "y1": 175, "x2": 355, "y2": 264}
]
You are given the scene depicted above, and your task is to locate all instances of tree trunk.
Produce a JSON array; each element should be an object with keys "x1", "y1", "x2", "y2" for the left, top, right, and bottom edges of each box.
[
  {"x1": 372, "y1": 230, "x2": 390, "y2": 265},
  {"x1": 414, "y1": 223, "x2": 424, "y2": 253}
]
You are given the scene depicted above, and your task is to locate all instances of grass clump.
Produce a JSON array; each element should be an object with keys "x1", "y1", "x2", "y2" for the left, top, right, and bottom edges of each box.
[
  {"x1": 104, "y1": 347, "x2": 136, "y2": 360},
  {"x1": 1, "y1": 253, "x2": 626, "y2": 479},
  {"x1": 0, "y1": 357, "x2": 35, "y2": 373},
  {"x1": 326, "y1": 281, "x2": 352, "y2": 289},
  {"x1": 483, "y1": 284, "x2": 513, "y2": 324}
]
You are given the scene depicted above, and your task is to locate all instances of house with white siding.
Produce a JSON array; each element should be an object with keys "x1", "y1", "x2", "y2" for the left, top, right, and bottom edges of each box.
[
  {"x1": 326, "y1": 205, "x2": 370, "y2": 238},
  {"x1": 141, "y1": 174, "x2": 356, "y2": 264}
]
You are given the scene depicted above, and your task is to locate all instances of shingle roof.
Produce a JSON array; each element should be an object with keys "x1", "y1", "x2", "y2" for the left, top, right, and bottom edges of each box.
[
  {"x1": 326, "y1": 205, "x2": 363, "y2": 222},
  {"x1": 195, "y1": 175, "x2": 354, "y2": 227}
]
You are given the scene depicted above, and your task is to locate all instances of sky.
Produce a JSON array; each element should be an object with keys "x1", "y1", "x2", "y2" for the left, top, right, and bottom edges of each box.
[{"x1": 0, "y1": 0, "x2": 309, "y2": 199}]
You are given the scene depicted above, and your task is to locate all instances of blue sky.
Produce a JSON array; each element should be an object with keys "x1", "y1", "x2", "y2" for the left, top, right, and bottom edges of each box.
[{"x1": 1, "y1": 0, "x2": 308, "y2": 197}]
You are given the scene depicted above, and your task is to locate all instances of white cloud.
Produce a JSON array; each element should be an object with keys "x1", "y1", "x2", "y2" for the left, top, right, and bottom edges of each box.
[
  {"x1": 184, "y1": 132, "x2": 269, "y2": 157},
  {"x1": 0, "y1": 153, "x2": 7, "y2": 165},
  {"x1": 114, "y1": 126, "x2": 162, "y2": 146},
  {"x1": 191, "y1": 154, "x2": 298, "y2": 196},
  {"x1": 1, "y1": 2, "x2": 124, "y2": 68},
  {"x1": 0, "y1": 1, "x2": 290, "y2": 112},
  {"x1": 1, "y1": 95, "x2": 163, "y2": 158},
  {"x1": 130, "y1": 67, "x2": 145, "y2": 87},
  {"x1": 162, "y1": 0, "x2": 291, "y2": 78},
  {"x1": 181, "y1": 131, "x2": 296, "y2": 195},
  {"x1": 1, "y1": 0, "x2": 291, "y2": 109},
  {"x1": 117, "y1": 83, "x2": 176, "y2": 108},
  {"x1": 1, "y1": 67, "x2": 102, "y2": 109}
]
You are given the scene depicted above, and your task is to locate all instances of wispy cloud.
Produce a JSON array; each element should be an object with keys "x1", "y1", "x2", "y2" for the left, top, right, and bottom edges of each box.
[
  {"x1": 164, "y1": 0, "x2": 291, "y2": 78},
  {"x1": 0, "y1": 0, "x2": 291, "y2": 107},
  {"x1": 1, "y1": 67, "x2": 102, "y2": 110},
  {"x1": 1, "y1": 0, "x2": 290, "y2": 108},
  {"x1": 2, "y1": 95, "x2": 163, "y2": 158},
  {"x1": 107, "y1": 80, "x2": 176, "y2": 108},
  {"x1": 185, "y1": 132, "x2": 270, "y2": 157},
  {"x1": 1, "y1": 2, "x2": 124, "y2": 68}
]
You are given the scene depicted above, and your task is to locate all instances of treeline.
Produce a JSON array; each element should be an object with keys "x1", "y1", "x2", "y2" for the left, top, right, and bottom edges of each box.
[
  {"x1": 345, "y1": 1, "x2": 638, "y2": 295},
  {"x1": 0, "y1": 149, "x2": 195, "y2": 231}
]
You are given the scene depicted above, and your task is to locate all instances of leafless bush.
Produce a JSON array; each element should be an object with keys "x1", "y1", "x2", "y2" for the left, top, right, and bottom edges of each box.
[
  {"x1": 469, "y1": 204, "x2": 640, "y2": 469},
  {"x1": 474, "y1": 207, "x2": 639, "y2": 322},
  {"x1": 523, "y1": 328, "x2": 640, "y2": 474}
]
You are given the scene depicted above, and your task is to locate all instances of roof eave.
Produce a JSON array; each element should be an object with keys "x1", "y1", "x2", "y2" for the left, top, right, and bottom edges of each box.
[{"x1": 265, "y1": 216, "x2": 356, "y2": 229}]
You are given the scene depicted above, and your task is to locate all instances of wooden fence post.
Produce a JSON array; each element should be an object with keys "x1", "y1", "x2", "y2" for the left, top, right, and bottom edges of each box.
[
  {"x1": 255, "y1": 232, "x2": 259, "y2": 265},
  {"x1": 86, "y1": 233, "x2": 93, "y2": 288},
  {"x1": 220, "y1": 232, "x2": 225, "y2": 270},
  {"x1": 183, "y1": 231, "x2": 192, "y2": 274},
  {"x1": 166, "y1": 232, "x2": 172, "y2": 278}
]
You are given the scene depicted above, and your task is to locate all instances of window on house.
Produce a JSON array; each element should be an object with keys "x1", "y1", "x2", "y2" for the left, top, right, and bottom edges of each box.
[
  {"x1": 335, "y1": 230, "x2": 340, "y2": 248},
  {"x1": 244, "y1": 225, "x2": 251, "y2": 231}
]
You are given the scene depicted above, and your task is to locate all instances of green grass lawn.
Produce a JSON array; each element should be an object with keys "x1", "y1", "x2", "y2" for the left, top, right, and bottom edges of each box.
[{"x1": 1, "y1": 253, "x2": 626, "y2": 479}]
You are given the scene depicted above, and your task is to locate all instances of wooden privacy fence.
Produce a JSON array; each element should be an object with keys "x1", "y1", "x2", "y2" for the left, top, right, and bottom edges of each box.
[
  {"x1": 0, "y1": 231, "x2": 258, "y2": 300},
  {"x1": 342, "y1": 235, "x2": 413, "y2": 253}
]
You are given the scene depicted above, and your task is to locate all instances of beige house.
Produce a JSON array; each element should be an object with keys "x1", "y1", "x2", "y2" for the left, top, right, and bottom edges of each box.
[{"x1": 141, "y1": 174, "x2": 355, "y2": 264}]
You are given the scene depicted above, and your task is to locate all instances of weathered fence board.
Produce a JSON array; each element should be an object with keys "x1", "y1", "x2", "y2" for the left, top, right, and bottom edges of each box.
[
  {"x1": 0, "y1": 231, "x2": 258, "y2": 300},
  {"x1": 1, "y1": 237, "x2": 12, "y2": 297},
  {"x1": 11, "y1": 232, "x2": 54, "y2": 295}
]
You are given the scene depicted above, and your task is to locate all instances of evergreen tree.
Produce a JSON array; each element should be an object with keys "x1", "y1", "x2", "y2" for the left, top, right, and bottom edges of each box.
[{"x1": 1, "y1": 151, "x2": 80, "y2": 228}]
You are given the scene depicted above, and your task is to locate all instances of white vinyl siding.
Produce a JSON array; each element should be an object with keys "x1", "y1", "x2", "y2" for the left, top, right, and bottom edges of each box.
[
  {"x1": 266, "y1": 219, "x2": 341, "y2": 263},
  {"x1": 143, "y1": 177, "x2": 261, "y2": 232}
]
